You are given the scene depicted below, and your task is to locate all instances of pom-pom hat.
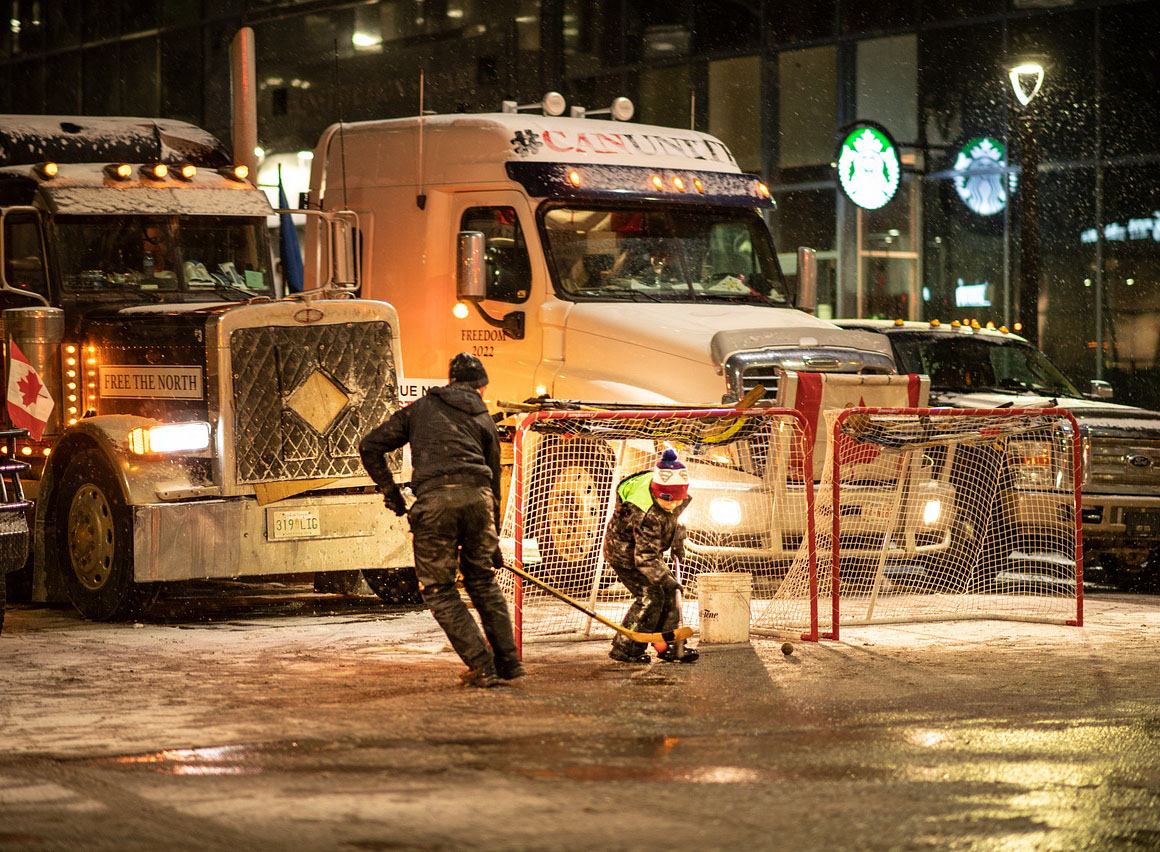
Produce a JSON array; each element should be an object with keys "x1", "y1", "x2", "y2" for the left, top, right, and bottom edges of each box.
[
  {"x1": 651, "y1": 448, "x2": 689, "y2": 501},
  {"x1": 448, "y1": 352, "x2": 489, "y2": 388}
]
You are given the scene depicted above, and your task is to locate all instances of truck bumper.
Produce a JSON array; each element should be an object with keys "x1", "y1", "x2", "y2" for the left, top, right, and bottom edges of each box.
[{"x1": 132, "y1": 492, "x2": 412, "y2": 582}]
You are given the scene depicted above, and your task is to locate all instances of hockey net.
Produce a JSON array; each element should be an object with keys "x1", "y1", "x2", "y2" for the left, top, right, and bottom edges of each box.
[
  {"x1": 498, "y1": 408, "x2": 815, "y2": 646},
  {"x1": 753, "y1": 407, "x2": 1083, "y2": 640}
]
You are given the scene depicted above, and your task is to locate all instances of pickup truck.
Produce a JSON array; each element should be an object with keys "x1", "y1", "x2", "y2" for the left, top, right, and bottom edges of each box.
[{"x1": 837, "y1": 319, "x2": 1160, "y2": 588}]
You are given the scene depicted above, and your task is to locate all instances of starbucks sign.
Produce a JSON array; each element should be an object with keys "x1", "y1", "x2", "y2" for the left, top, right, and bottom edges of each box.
[
  {"x1": 836, "y1": 125, "x2": 901, "y2": 210},
  {"x1": 953, "y1": 136, "x2": 1011, "y2": 216}
]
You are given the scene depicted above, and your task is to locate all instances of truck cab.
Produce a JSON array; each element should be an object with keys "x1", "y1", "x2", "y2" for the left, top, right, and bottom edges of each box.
[{"x1": 305, "y1": 109, "x2": 894, "y2": 407}]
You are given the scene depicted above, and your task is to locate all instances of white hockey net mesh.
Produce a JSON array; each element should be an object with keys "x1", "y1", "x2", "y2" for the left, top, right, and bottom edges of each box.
[
  {"x1": 498, "y1": 408, "x2": 814, "y2": 643},
  {"x1": 754, "y1": 407, "x2": 1083, "y2": 638}
]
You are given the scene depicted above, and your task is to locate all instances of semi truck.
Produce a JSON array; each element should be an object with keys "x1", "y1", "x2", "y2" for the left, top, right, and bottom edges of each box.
[
  {"x1": 300, "y1": 100, "x2": 956, "y2": 578},
  {"x1": 0, "y1": 115, "x2": 412, "y2": 620}
]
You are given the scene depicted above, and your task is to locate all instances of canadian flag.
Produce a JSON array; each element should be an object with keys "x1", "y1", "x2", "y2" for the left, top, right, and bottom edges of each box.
[{"x1": 7, "y1": 340, "x2": 55, "y2": 440}]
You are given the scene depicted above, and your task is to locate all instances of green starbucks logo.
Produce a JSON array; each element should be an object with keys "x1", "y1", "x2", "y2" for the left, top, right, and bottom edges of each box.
[
  {"x1": 953, "y1": 136, "x2": 1013, "y2": 216},
  {"x1": 837, "y1": 126, "x2": 900, "y2": 210}
]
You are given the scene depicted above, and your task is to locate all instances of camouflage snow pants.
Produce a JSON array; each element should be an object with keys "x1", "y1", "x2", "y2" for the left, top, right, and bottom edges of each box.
[
  {"x1": 409, "y1": 484, "x2": 519, "y2": 672},
  {"x1": 609, "y1": 562, "x2": 680, "y2": 657}
]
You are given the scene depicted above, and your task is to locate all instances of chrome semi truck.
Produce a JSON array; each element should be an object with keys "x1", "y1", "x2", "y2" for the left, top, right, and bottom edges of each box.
[{"x1": 0, "y1": 115, "x2": 411, "y2": 620}]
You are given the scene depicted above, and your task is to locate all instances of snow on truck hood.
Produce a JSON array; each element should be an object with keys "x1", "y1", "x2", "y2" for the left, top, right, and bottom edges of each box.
[
  {"x1": 932, "y1": 389, "x2": 1160, "y2": 431},
  {"x1": 564, "y1": 302, "x2": 888, "y2": 366}
]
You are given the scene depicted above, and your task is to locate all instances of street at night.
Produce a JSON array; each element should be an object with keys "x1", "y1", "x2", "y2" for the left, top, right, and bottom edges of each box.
[{"x1": 2, "y1": 582, "x2": 1160, "y2": 851}]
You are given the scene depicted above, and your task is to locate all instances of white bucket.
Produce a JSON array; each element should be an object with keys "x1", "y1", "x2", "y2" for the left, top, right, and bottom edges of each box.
[{"x1": 696, "y1": 572, "x2": 752, "y2": 644}]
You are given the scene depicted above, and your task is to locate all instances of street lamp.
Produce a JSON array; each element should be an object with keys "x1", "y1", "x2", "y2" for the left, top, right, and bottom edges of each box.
[{"x1": 1008, "y1": 58, "x2": 1046, "y2": 345}]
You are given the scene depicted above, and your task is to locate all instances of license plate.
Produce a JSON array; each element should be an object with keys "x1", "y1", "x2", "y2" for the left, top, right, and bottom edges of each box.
[
  {"x1": 268, "y1": 507, "x2": 321, "y2": 540},
  {"x1": 1124, "y1": 510, "x2": 1160, "y2": 537}
]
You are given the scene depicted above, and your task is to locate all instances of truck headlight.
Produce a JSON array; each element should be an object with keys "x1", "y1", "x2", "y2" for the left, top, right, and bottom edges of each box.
[
  {"x1": 1008, "y1": 440, "x2": 1054, "y2": 487},
  {"x1": 128, "y1": 422, "x2": 211, "y2": 455},
  {"x1": 922, "y1": 498, "x2": 943, "y2": 525},
  {"x1": 709, "y1": 497, "x2": 743, "y2": 527}
]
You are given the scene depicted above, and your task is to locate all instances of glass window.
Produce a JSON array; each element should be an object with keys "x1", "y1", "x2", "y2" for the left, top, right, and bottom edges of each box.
[
  {"x1": 770, "y1": 189, "x2": 836, "y2": 315},
  {"x1": 640, "y1": 65, "x2": 691, "y2": 129},
  {"x1": 83, "y1": 47, "x2": 119, "y2": 114},
  {"x1": 778, "y1": 46, "x2": 836, "y2": 169},
  {"x1": 10, "y1": 60, "x2": 43, "y2": 113},
  {"x1": 1101, "y1": 3, "x2": 1160, "y2": 159},
  {"x1": 46, "y1": 0, "x2": 83, "y2": 49},
  {"x1": 53, "y1": 215, "x2": 273, "y2": 302},
  {"x1": 120, "y1": 37, "x2": 159, "y2": 116},
  {"x1": 626, "y1": 1, "x2": 690, "y2": 63},
  {"x1": 541, "y1": 204, "x2": 786, "y2": 305},
  {"x1": 460, "y1": 207, "x2": 531, "y2": 304},
  {"x1": 840, "y1": 0, "x2": 916, "y2": 34},
  {"x1": 709, "y1": 56, "x2": 762, "y2": 173},
  {"x1": 857, "y1": 35, "x2": 917, "y2": 147},
  {"x1": 564, "y1": 0, "x2": 619, "y2": 75},
  {"x1": 121, "y1": 0, "x2": 158, "y2": 35},
  {"x1": 693, "y1": 1, "x2": 759, "y2": 54},
  {"x1": 162, "y1": 29, "x2": 203, "y2": 125},
  {"x1": 919, "y1": 23, "x2": 1005, "y2": 152},
  {"x1": 921, "y1": 0, "x2": 1002, "y2": 23},
  {"x1": 1008, "y1": 11, "x2": 1097, "y2": 162},
  {"x1": 1100, "y1": 164, "x2": 1160, "y2": 408},
  {"x1": 46, "y1": 51, "x2": 82, "y2": 114},
  {"x1": 3, "y1": 215, "x2": 49, "y2": 300},
  {"x1": 769, "y1": 0, "x2": 834, "y2": 43}
]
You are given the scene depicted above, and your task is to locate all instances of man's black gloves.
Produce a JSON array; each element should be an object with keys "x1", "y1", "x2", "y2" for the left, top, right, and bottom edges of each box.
[
  {"x1": 658, "y1": 572, "x2": 683, "y2": 594},
  {"x1": 381, "y1": 485, "x2": 407, "y2": 516}
]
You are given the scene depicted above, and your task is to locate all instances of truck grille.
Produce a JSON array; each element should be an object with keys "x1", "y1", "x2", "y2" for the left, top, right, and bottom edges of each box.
[
  {"x1": 230, "y1": 322, "x2": 396, "y2": 484},
  {"x1": 1086, "y1": 435, "x2": 1160, "y2": 492},
  {"x1": 740, "y1": 366, "x2": 780, "y2": 400}
]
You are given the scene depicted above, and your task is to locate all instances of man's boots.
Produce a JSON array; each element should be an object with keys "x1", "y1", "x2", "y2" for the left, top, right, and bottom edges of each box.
[
  {"x1": 656, "y1": 640, "x2": 699, "y2": 664},
  {"x1": 459, "y1": 659, "x2": 501, "y2": 688}
]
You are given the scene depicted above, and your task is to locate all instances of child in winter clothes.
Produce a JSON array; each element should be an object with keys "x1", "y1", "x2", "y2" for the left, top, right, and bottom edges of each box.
[{"x1": 604, "y1": 449, "x2": 699, "y2": 664}]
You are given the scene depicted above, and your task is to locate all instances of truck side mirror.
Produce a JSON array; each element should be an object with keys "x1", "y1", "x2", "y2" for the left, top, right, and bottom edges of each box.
[
  {"x1": 796, "y1": 246, "x2": 817, "y2": 314},
  {"x1": 329, "y1": 213, "x2": 357, "y2": 288},
  {"x1": 456, "y1": 231, "x2": 487, "y2": 301},
  {"x1": 1089, "y1": 379, "x2": 1114, "y2": 400}
]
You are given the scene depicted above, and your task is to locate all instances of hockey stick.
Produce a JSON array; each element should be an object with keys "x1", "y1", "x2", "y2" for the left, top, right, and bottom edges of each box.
[{"x1": 504, "y1": 561, "x2": 693, "y2": 645}]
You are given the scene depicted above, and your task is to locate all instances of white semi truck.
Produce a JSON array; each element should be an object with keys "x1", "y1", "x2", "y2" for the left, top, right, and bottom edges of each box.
[
  {"x1": 0, "y1": 115, "x2": 412, "y2": 620},
  {"x1": 301, "y1": 102, "x2": 957, "y2": 579}
]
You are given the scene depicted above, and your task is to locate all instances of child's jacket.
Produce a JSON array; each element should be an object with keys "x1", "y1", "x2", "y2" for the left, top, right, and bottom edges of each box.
[{"x1": 602, "y1": 471, "x2": 691, "y2": 583}]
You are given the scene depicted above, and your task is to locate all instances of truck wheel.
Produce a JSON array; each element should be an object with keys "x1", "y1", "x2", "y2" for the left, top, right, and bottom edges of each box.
[
  {"x1": 363, "y1": 567, "x2": 423, "y2": 605},
  {"x1": 527, "y1": 439, "x2": 614, "y2": 591},
  {"x1": 56, "y1": 449, "x2": 157, "y2": 621}
]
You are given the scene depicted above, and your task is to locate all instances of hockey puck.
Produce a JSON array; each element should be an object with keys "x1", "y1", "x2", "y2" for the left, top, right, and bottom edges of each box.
[{"x1": 781, "y1": 642, "x2": 794, "y2": 656}]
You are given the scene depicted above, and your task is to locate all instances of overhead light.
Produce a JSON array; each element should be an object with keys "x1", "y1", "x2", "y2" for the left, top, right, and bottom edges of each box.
[
  {"x1": 1008, "y1": 61, "x2": 1046, "y2": 107},
  {"x1": 352, "y1": 31, "x2": 382, "y2": 48}
]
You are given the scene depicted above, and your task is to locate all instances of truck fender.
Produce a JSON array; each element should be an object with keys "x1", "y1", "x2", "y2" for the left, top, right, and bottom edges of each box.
[
  {"x1": 552, "y1": 377, "x2": 682, "y2": 406},
  {"x1": 32, "y1": 417, "x2": 213, "y2": 602}
]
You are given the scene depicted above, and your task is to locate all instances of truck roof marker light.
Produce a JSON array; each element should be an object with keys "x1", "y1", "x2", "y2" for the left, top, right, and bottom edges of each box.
[
  {"x1": 693, "y1": 177, "x2": 704, "y2": 193},
  {"x1": 929, "y1": 319, "x2": 941, "y2": 327},
  {"x1": 21, "y1": 446, "x2": 32, "y2": 456},
  {"x1": 650, "y1": 174, "x2": 664, "y2": 191},
  {"x1": 176, "y1": 164, "x2": 197, "y2": 180},
  {"x1": 35, "y1": 161, "x2": 58, "y2": 179},
  {"x1": 970, "y1": 319, "x2": 981, "y2": 329},
  {"x1": 757, "y1": 182, "x2": 770, "y2": 198},
  {"x1": 951, "y1": 320, "x2": 962, "y2": 328},
  {"x1": 1014, "y1": 322, "x2": 1023, "y2": 332},
  {"x1": 42, "y1": 448, "x2": 51, "y2": 457},
  {"x1": 142, "y1": 163, "x2": 169, "y2": 180},
  {"x1": 105, "y1": 163, "x2": 133, "y2": 180},
  {"x1": 452, "y1": 302, "x2": 470, "y2": 320},
  {"x1": 985, "y1": 321, "x2": 995, "y2": 330},
  {"x1": 221, "y1": 164, "x2": 250, "y2": 182},
  {"x1": 672, "y1": 176, "x2": 686, "y2": 192},
  {"x1": 893, "y1": 318, "x2": 905, "y2": 326},
  {"x1": 568, "y1": 169, "x2": 581, "y2": 187},
  {"x1": 1000, "y1": 326, "x2": 1010, "y2": 333}
]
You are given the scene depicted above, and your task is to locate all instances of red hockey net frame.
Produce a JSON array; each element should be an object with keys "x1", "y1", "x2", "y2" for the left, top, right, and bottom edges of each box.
[
  {"x1": 501, "y1": 408, "x2": 816, "y2": 652},
  {"x1": 809, "y1": 407, "x2": 1084, "y2": 640}
]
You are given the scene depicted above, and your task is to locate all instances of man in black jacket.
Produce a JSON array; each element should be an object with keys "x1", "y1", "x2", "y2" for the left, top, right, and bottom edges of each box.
[{"x1": 358, "y1": 353, "x2": 523, "y2": 688}]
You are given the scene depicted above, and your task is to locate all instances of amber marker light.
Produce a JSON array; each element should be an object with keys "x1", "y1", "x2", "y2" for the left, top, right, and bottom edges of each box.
[
  {"x1": 142, "y1": 163, "x2": 169, "y2": 179},
  {"x1": 650, "y1": 174, "x2": 664, "y2": 191},
  {"x1": 1014, "y1": 322, "x2": 1023, "y2": 332},
  {"x1": 35, "y1": 161, "x2": 58, "y2": 179},
  {"x1": 452, "y1": 302, "x2": 470, "y2": 320},
  {"x1": 568, "y1": 169, "x2": 581, "y2": 187},
  {"x1": 1000, "y1": 326, "x2": 1010, "y2": 333},
  {"x1": 105, "y1": 163, "x2": 133, "y2": 180},
  {"x1": 894, "y1": 318, "x2": 905, "y2": 326},
  {"x1": 930, "y1": 319, "x2": 941, "y2": 327},
  {"x1": 672, "y1": 176, "x2": 686, "y2": 192},
  {"x1": 175, "y1": 163, "x2": 197, "y2": 180},
  {"x1": 693, "y1": 177, "x2": 704, "y2": 193},
  {"x1": 757, "y1": 182, "x2": 771, "y2": 198}
]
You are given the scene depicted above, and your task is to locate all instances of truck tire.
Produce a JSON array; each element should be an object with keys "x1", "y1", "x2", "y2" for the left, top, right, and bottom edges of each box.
[
  {"x1": 56, "y1": 449, "x2": 158, "y2": 621},
  {"x1": 363, "y1": 567, "x2": 423, "y2": 605},
  {"x1": 527, "y1": 438, "x2": 615, "y2": 591}
]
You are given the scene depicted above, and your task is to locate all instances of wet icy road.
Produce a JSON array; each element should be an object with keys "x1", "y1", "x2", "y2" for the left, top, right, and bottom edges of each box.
[{"x1": 2, "y1": 584, "x2": 1160, "y2": 851}]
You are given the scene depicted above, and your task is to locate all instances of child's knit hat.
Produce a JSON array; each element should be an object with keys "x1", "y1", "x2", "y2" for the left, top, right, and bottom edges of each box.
[{"x1": 650, "y1": 448, "x2": 689, "y2": 501}]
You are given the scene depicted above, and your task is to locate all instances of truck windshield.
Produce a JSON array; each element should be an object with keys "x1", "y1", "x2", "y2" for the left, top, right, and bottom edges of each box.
[
  {"x1": 53, "y1": 215, "x2": 274, "y2": 300},
  {"x1": 541, "y1": 204, "x2": 787, "y2": 304},
  {"x1": 891, "y1": 332, "x2": 1083, "y2": 397}
]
